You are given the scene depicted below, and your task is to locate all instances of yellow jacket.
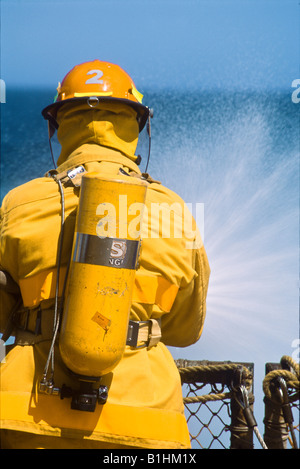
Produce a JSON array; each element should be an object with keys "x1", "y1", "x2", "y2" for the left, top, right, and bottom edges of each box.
[{"x1": 0, "y1": 102, "x2": 210, "y2": 449}]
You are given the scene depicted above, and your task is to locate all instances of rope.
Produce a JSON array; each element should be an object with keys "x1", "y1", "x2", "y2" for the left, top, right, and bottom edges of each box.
[
  {"x1": 178, "y1": 363, "x2": 253, "y2": 388},
  {"x1": 280, "y1": 355, "x2": 300, "y2": 375},
  {"x1": 178, "y1": 362, "x2": 251, "y2": 376},
  {"x1": 179, "y1": 363, "x2": 253, "y2": 406},
  {"x1": 263, "y1": 369, "x2": 300, "y2": 401},
  {"x1": 183, "y1": 391, "x2": 232, "y2": 404}
]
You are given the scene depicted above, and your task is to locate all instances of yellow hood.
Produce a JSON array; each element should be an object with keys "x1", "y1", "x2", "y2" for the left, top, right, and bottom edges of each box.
[{"x1": 56, "y1": 102, "x2": 140, "y2": 167}]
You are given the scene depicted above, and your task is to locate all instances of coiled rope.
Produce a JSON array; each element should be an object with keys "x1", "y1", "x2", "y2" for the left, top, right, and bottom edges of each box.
[
  {"x1": 263, "y1": 355, "x2": 299, "y2": 401},
  {"x1": 263, "y1": 355, "x2": 299, "y2": 449}
]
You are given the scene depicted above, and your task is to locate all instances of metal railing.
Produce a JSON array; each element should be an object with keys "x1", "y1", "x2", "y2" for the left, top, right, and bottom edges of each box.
[
  {"x1": 176, "y1": 359, "x2": 257, "y2": 449},
  {"x1": 176, "y1": 356, "x2": 299, "y2": 449},
  {"x1": 263, "y1": 356, "x2": 299, "y2": 450}
]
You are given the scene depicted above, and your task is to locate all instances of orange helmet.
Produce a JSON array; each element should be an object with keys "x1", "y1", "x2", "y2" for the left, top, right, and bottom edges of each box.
[{"x1": 42, "y1": 60, "x2": 150, "y2": 132}]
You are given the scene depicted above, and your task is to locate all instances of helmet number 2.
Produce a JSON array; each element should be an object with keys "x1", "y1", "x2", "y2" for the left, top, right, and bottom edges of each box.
[{"x1": 85, "y1": 69, "x2": 104, "y2": 85}]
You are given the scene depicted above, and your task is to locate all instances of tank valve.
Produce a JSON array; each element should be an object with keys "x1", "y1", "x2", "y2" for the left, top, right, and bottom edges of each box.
[
  {"x1": 39, "y1": 376, "x2": 60, "y2": 396},
  {"x1": 39, "y1": 376, "x2": 108, "y2": 412},
  {"x1": 60, "y1": 381, "x2": 108, "y2": 412}
]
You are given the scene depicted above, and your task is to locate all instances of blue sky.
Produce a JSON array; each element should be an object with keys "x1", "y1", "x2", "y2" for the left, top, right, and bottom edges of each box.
[{"x1": 1, "y1": 0, "x2": 299, "y2": 91}]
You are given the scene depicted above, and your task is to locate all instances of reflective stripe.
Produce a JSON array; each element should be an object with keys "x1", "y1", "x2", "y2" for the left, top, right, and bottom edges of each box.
[
  {"x1": 73, "y1": 233, "x2": 140, "y2": 270},
  {"x1": 0, "y1": 392, "x2": 191, "y2": 448},
  {"x1": 73, "y1": 91, "x2": 113, "y2": 97},
  {"x1": 19, "y1": 269, "x2": 178, "y2": 312}
]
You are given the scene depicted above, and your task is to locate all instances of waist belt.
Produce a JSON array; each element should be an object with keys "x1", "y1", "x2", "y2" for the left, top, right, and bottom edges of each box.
[
  {"x1": 126, "y1": 319, "x2": 161, "y2": 348},
  {"x1": 13, "y1": 307, "x2": 161, "y2": 349}
]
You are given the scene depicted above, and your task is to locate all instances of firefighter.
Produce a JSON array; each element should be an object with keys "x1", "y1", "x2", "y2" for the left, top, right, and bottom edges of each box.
[{"x1": 0, "y1": 60, "x2": 210, "y2": 449}]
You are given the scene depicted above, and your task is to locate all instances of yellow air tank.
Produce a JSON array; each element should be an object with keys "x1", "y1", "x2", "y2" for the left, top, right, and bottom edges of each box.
[{"x1": 59, "y1": 172, "x2": 147, "y2": 381}]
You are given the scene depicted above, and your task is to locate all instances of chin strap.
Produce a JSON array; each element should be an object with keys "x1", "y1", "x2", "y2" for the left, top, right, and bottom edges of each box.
[{"x1": 47, "y1": 121, "x2": 57, "y2": 169}]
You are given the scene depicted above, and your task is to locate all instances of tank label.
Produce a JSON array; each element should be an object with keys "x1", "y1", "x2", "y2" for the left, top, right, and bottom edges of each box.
[
  {"x1": 73, "y1": 233, "x2": 140, "y2": 269},
  {"x1": 91, "y1": 311, "x2": 111, "y2": 331}
]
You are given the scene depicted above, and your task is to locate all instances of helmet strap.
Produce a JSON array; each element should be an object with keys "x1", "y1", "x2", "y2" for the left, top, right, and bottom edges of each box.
[{"x1": 47, "y1": 121, "x2": 57, "y2": 169}]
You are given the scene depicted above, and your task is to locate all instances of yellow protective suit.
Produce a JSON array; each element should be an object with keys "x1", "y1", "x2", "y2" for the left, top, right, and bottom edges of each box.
[{"x1": 0, "y1": 102, "x2": 210, "y2": 449}]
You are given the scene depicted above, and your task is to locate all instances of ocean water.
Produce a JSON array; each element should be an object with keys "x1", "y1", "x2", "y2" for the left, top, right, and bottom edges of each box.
[{"x1": 1, "y1": 87, "x2": 299, "y2": 447}]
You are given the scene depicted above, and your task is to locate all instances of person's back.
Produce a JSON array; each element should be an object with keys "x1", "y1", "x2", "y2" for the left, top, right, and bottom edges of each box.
[{"x1": 0, "y1": 60, "x2": 210, "y2": 449}]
